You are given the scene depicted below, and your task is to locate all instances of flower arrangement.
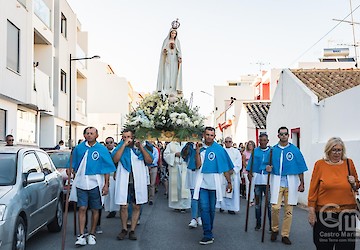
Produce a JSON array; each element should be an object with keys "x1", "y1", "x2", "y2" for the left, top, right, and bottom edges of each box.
[{"x1": 124, "y1": 93, "x2": 205, "y2": 141}]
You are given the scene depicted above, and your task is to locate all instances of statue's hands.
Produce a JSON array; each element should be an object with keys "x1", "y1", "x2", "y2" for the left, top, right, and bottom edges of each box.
[
  {"x1": 163, "y1": 49, "x2": 168, "y2": 55},
  {"x1": 178, "y1": 57, "x2": 182, "y2": 64}
]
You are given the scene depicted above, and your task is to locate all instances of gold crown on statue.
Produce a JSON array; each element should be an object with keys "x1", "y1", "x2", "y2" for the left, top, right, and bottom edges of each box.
[{"x1": 171, "y1": 18, "x2": 180, "y2": 29}]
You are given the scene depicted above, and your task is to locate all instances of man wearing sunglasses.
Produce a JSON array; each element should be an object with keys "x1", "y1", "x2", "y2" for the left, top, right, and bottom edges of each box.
[
  {"x1": 265, "y1": 126, "x2": 307, "y2": 245},
  {"x1": 5, "y1": 134, "x2": 14, "y2": 146}
]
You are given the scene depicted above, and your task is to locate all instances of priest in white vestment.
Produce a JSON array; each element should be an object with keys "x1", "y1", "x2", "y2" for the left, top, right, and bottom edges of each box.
[
  {"x1": 163, "y1": 141, "x2": 191, "y2": 210},
  {"x1": 216, "y1": 137, "x2": 241, "y2": 213}
]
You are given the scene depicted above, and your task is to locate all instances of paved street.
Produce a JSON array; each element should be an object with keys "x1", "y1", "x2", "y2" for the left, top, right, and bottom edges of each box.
[{"x1": 28, "y1": 187, "x2": 316, "y2": 250}]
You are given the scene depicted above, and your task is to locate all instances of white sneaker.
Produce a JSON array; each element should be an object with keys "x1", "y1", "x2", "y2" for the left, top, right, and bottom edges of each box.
[
  {"x1": 197, "y1": 217, "x2": 202, "y2": 227},
  {"x1": 188, "y1": 219, "x2": 197, "y2": 228},
  {"x1": 75, "y1": 234, "x2": 87, "y2": 246},
  {"x1": 87, "y1": 234, "x2": 96, "y2": 245}
]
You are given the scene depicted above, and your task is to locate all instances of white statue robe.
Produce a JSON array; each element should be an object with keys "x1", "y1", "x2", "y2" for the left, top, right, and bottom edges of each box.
[
  {"x1": 163, "y1": 142, "x2": 191, "y2": 209},
  {"x1": 156, "y1": 30, "x2": 183, "y2": 96},
  {"x1": 114, "y1": 150, "x2": 150, "y2": 205},
  {"x1": 216, "y1": 147, "x2": 242, "y2": 212}
]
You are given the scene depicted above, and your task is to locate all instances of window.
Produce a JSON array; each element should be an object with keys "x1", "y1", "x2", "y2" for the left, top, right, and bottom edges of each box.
[
  {"x1": 17, "y1": 109, "x2": 37, "y2": 144},
  {"x1": 0, "y1": 109, "x2": 5, "y2": 141},
  {"x1": 60, "y1": 70, "x2": 66, "y2": 93},
  {"x1": 23, "y1": 153, "x2": 41, "y2": 174},
  {"x1": 61, "y1": 13, "x2": 67, "y2": 38},
  {"x1": 37, "y1": 151, "x2": 55, "y2": 175},
  {"x1": 7, "y1": 20, "x2": 20, "y2": 73}
]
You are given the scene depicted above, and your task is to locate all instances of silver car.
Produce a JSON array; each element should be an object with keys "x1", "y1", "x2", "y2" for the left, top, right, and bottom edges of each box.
[{"x1": 0, "y1": 146, "x2": 64, "y2": 250}]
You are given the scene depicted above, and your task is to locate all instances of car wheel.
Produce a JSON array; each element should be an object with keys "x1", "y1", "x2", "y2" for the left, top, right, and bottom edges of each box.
[
  {"x1": 13, "y1": 217, "x2": 26, "y2": 250},
  {"x1": 47, "y1": 199, "x2": 63, "y2": 232}
]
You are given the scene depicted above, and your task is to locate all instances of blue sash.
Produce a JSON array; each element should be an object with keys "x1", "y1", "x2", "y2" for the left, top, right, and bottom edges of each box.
[{"x1": 201, "y1": 142, "x2": 234, "y2": 173}]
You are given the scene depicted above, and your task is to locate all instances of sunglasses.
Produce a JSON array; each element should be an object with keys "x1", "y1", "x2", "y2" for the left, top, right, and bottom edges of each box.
[
  {"x1": 105, "y1": 141, "x2": 114, "y2": 144},
  {"x1": 225, "y1": 141, "x2": 232, "y2": 143},
  {"x1": 279, "y1": 133, "x2": 288, "y2": 136},
  {"x1": 7, "y1": 139, "x2": 14, "y2": 142}
]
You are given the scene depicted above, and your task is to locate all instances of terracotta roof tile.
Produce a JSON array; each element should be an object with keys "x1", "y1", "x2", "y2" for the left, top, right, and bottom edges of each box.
[
  {"x1": 243, "y1": 102, "x2": 271, "y2": 129},
  {"x1": 291, "y1": 69, "x2": 360, "y2": 101}
]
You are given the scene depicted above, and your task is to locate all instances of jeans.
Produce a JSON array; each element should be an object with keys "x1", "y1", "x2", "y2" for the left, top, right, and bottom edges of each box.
[
  {"x1": 254, "y1": 185, "x2": 271, "y2": 226},
  {"x1": 199, "y1": 188, "x2": 216, "y2": 239},
  {"x1": 190, "y1": 189, "x2": 200, "y2": 219}
]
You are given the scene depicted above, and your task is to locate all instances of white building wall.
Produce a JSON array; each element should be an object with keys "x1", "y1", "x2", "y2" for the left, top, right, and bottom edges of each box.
[
  {"x1": 0, "y1": 0, "x2": 32, "y2": 104},
  {"x1": 79, "y1": 61, "x2": 130, "y2": 142},
  {"x1": 318, "y1": 86, "x2": 360, "y2": 142}
]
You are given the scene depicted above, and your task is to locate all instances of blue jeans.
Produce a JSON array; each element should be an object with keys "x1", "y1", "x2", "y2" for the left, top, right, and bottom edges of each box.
[
  {"x1": 199, "y1": 188, "x2": 216, "y2": 239},
  {"x1": 254, "y1": 185, "x2": 271, "y2": 226},
  {"x1": 190, "y1": 189, "x2": 200, "y2": 219}
]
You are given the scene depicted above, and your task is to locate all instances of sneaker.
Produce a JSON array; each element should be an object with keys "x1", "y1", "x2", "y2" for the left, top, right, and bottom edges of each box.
[
  {"x1": 106, "y1": 211, "x2": 116, "y2": 218},
  {"x1": 199, "y1": 237, "x2": 214, "y2": 245},
  {"x1": 87, "y1": 234, "x2": 96, "y2": 245},
  {"x1": 129, "y1": 231, "x2": 137, "y2": 240},
  {"x1": 137, "y1": 219, "x2": 141, "y2": 225},
  {"x1": 255, "y1": 224, "x2": 261, "y2": 231},
  {"x1": 281, "y1": 236, "x2": 292, "y2": 245},
  {"x1": 95, "y1": 225, "x2": 103, "y2": 234},
  {"x1": 180, "y1": 209, "x2": 186, "y2": 213},
  {"x1": 271, "y1": 231, "x2": 278, "y2": 242},
  {"x1": 188, "y1": 219, "x2": 197, "y2": 228},
  {"x1": 197, "y1": 217, "x2": 202, "y2": 227},
  {"x1": 75, "y1": 234, "x2": 87, "y2": 246},
  {"x1": 228, "y1": 210, "x2": 235, "y2": 215},
  {"x1": 117, "y1": 229, "x2": 128, "y2": 240},
  {"x1": 149, "y1": 201, "x2": 153, "y2": 205},
  {"x1": 219, "y1": 208, "x2": 224, "y2": 213}
]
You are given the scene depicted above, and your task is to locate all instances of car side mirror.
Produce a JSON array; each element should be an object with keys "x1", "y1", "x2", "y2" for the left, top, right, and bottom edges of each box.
[{"x1": 24, "y1": 172, "x2": 45, "y2": 186}]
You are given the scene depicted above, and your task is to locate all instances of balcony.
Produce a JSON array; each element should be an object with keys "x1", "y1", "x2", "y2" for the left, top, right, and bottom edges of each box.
[
  {"x1": 33, "y1": 0, "x2": 51, "y2": 28},
  {"x1": 74, "y1": 96, "x2": 87, "y2": 125},
  {"x1": 32, "y1": 68, "x2": 54, "y2": 113}
]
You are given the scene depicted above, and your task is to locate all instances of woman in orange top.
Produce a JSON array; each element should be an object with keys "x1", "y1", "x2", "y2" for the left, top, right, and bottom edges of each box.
[{"x1": 308, "y1": 137, "x2": 359, "y2": 250}]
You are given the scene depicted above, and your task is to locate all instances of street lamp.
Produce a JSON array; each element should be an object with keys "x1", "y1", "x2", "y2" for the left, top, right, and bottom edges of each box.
[{"x1": 68, "y1": 54, "x2": 100, "y2": 149}]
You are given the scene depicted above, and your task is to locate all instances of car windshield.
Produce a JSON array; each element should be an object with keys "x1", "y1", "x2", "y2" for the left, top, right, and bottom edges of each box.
[
  {"x1": 0, "y1": 153, "x2": 17, "y2": 186},
  {"x1": 49, "y1": 152, "x2": 70, "y2": 169}
]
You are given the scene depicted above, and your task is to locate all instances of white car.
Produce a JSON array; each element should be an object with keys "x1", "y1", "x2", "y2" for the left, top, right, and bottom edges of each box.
[{"x1": 0, "y1": 146, "x2": 64, "y2": 250}]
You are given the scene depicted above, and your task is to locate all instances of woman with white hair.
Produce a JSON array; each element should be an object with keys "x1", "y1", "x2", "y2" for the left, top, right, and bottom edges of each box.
[{"x1": 308, "y1": 137, "x2": 359, "y2": 250}]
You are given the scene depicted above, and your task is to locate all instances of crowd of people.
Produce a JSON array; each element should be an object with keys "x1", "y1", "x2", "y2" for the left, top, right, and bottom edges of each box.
[{"x1": 62, "y1": 126, "x2": 358, "y2": 249}]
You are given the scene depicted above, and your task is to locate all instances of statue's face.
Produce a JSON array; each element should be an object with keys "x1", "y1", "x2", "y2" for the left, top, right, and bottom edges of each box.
[{"x1": 170, "y1": 30, "x2": 177, "y2": 38}]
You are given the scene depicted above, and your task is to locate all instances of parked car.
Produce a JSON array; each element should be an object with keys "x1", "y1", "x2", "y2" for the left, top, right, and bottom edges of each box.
[
  {"x1": 46, "y1": 150, "x2": 73, "y2": 197},
  {"x1": 0, "y1": 146, "x2": 64, "y2": 250}
]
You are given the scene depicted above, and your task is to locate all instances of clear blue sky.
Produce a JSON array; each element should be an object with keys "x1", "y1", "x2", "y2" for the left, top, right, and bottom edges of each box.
[{"x1": 67, "y1": 0, "x2": 359, "y2": 114}]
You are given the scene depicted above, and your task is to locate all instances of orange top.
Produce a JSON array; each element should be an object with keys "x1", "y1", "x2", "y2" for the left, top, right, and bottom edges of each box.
[{"x1": 308, "y1": 158, "x2": 359, "y2": 212}]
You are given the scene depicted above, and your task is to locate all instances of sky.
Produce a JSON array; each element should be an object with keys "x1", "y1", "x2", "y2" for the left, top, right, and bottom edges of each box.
[{"x1": 67, "y1": 0, "x2": 360, "y2": 115}]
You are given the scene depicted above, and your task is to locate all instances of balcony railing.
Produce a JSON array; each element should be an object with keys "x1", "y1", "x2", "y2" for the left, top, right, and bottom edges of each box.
[{"x1": 33, "y1": 0, "x2": 51, "y2": 28}]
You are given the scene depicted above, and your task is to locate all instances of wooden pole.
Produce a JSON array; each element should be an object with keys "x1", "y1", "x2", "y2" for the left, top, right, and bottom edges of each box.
[
  {"x1": 261, "y1": 149, "x2": 273, "y2": 242},
  {"x1": 245, "y1": 150, "x2": 255, "y2": 232},
  {"x1": 61, "y1": 151, "x2": 73, "y2": 250}
]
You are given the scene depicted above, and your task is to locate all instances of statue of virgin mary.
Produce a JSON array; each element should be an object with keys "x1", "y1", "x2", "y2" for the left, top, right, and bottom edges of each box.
[{"x1": 156, "y1": 19, "x2": 183, "y2": 96}]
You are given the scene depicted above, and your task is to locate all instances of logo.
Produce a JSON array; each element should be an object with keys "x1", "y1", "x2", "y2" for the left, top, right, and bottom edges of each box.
[
  {"x1": 286, "y1": 152, "x2": 294, "y2": 161},
  {"x1": 208, "y1": 152, "x2": 216, "y2": 161},
  {"x1": 92, "y1": 151, "x2": 100, "y2": 161}
]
